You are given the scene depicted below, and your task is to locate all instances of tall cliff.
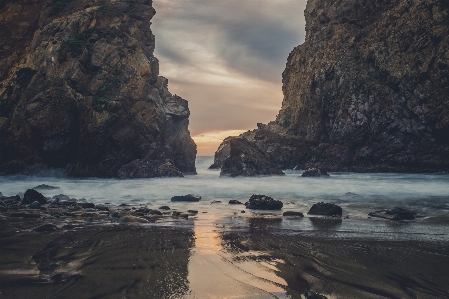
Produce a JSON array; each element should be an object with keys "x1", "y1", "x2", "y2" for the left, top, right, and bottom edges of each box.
[
  {"x1": 213, "y1": 0, "x2": 449, "y2": 173},
  {"x1": 0, "y1": 0, "x2": 197, "y2": 177}
]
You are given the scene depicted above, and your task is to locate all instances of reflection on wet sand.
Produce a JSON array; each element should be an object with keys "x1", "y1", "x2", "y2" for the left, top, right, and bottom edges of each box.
[
  {"x1": 221, "y1": 217, "x2": 449, "y2": 299},
  {"x1": 185, "y1": 214, "x2": 290, "y2": 299},
  {"x1": 0, "y1": 224, "x2": 194, "y2": 299},
  {"x1": 1, "y1": 213, "x2": 449, "y2": 299}
]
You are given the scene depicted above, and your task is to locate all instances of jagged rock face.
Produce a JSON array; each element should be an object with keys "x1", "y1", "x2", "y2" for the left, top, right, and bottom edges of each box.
[
  {"x1": 0, "y1": 0, "x2": 196, "y2": 177},
  {"x1": 218, "y1": 137, "x2": 284, "y2": 177},
  {"x1": 214, "y1": 0, "x2": 449, "y2": 172}
]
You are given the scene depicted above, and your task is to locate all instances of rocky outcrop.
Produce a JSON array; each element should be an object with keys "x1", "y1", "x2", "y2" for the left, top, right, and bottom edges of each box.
[
  {"x1": 215, "y1": 137, "x2": 284, "y2": 177},
  {"x1": 308, "y1": 202, "x2": 342, "y2": 216},
  {"x1": 213, "y1": 0, "x2": 449, "y2": 173},
  {"x1": 0, "y1": 0, "x2": 196, "y2": 177}
]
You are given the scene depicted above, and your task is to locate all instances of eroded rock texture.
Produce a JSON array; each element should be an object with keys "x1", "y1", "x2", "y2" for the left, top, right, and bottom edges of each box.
[
  {"x1": 213, "y1": 0, "x2": 449, "y2": 173},
  {"x1": 0, "y1": 0, "x2": 196, "y2": 177}
]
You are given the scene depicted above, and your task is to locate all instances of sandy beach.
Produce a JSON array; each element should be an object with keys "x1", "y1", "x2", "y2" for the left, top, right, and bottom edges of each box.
[{"x1": 1, "y1": 209, "x2": 449, "y2": 299}]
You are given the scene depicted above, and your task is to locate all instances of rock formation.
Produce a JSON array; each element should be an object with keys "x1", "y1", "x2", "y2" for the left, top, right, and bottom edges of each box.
[
  {"x1": 213, "y1": 0, "x2": 449, "y2": 173},
  {"x1": 0, "y1": 0, "x2": 196, "y2": 177},
  {"x1": 216, "y1": 137, "x2": 284, "y2": 177}
]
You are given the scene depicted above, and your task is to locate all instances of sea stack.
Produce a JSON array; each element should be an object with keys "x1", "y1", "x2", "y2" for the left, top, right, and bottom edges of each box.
[
  {"x1": 0, "y1": 0, "x2": 196, "y2": 177},
  {"x1": 212, "y1": 0, "x2": 449, "y2": 173}
]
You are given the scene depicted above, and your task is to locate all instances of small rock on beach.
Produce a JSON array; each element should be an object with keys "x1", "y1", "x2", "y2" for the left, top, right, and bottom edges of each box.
[
  {"x1": 308, "y1": 202, "x2": 342, "y2": 216},
  {"x1": 23, "y1": 189, "x2": 48, "y2": 205},
  {"x1": 244, "y1": 194, "x2": 283, "y2": 210},
  {"x1": 368, "y1": 207, "x2": 415, "y2": 220}
]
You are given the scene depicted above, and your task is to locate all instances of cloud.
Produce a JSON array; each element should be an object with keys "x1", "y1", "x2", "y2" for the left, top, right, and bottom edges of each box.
[{"x1": 152, "y1": 0, "x2": 308, "y2": 155}]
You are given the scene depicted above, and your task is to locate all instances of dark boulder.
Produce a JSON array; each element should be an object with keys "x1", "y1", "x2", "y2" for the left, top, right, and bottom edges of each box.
[
  {"x1": 95, "y1": 205, "x2": 109, "y2": 211},
  {"x1": 308, "y1": 202, "x2": 342, "y2": 216},
  {"x1": 283, "y1": 211, "x2": 304, "y2": 217},
  {"x1": 229, "y1": 200, "x2": 243, "y2": 205},
  {"x1": 301, "y1": 168, "x2": 329, "y2": 177},
  {"x1": 171, "y1": 194, "x2": 201, "y2": 202},
  {"x1": 159, "y1": 206, "x2": 171, "y2": 210},
  {"x1": 23, "y1": 189, "x2": 48, "y2": 205},
  {"x1": 244, "y1": 194, "x2": 283, "y2": 210},
  {"x1": 148, "y1": 209, "x2": 163, "y2": 215},
  {"x1": 368, "y1": 207, "x2": 415, "y2": 220},
  {"x1": 79, "y1": 202, "x2": 95, "y2": 209}
]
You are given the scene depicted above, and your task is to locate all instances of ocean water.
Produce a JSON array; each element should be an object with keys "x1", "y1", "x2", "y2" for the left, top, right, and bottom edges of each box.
[
  {"x1": 1, "y1": 156, "x2": 449, "y2": 238},
  {"x1": 1, "y1": 157, "x2": 449, "y2": 299}
]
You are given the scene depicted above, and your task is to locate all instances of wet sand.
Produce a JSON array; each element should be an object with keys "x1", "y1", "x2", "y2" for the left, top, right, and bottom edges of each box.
[{"x1": 1, "y1": 214, "x2": 449, "y2": 299}]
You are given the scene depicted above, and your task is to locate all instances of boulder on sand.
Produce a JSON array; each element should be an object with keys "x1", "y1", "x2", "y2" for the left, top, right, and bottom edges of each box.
[
  {"x1": 171, "y1": 194, "x2": 201, "y2": 202},
  {"x1": 368, "y1": 207, "x2": 415, "y2": 220},
  {"x1": 244, "y1": 194, "x2": 283, "y2": 210},
  {"x1": 23, "y1": 189, "x2": 48, "y2": 205},
  {"x1": 308, "y1": 202, "x2": 342, "y2": 216},
  {"x1": 283, "y1": 211, "x2": 304, "y2": 217}
]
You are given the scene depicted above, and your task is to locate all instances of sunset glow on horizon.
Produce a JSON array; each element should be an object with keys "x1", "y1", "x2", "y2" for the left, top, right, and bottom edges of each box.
[
  {"x1": 152, "y1": 0, "x2": 308, "y2": 155},
  {"x1": 192, "y1": 129, "x2": 247, "y2": 156}
]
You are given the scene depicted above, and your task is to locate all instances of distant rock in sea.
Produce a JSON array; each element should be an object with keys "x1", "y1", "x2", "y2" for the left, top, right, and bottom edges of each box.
[
  {"x1": 171, "y1": 194, "x2": 201, "y2": 202},
  {"x1": 0, "y1": 0, "x2": 196, "y2": 178},
  {"x1": 301, "y1": 168, "x2": 329, "y2": 177},
  {"x1": 32, "y1": 184, "x2": 60, "y2": 190},
  {"x1": 211, "y1": 0, "x2": 449, "y2": 173},
  {"x1": 215, "y1": 137, "x2": 284, "y2": 177}
]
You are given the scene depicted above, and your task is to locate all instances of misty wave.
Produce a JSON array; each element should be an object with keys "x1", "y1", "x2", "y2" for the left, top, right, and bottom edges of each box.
[{"x1": 1, "y1": 157, "x2": 449, "y2": 223}]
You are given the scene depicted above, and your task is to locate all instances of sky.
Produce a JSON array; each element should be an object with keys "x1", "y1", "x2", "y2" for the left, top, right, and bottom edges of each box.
[{"x1": 152, "y1": 0, "x2": 308, "y2": 155}]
